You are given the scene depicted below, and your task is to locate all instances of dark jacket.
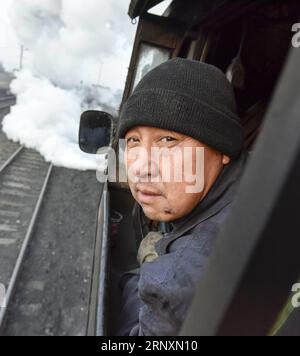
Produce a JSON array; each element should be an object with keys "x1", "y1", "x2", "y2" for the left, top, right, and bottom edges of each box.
[{"x1": 116, "y1": 151, "x2": 248, "y2": 336}]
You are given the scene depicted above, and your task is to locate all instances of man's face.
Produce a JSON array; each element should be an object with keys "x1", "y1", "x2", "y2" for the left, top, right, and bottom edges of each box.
[{"x1": 125, "y1": 126, "x2": 231, "y2": 222}]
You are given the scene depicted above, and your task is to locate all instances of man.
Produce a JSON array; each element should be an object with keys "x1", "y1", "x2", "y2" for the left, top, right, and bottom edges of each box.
[{"x1": 116, "y1": 58, "x2": 247, "y2": 336}]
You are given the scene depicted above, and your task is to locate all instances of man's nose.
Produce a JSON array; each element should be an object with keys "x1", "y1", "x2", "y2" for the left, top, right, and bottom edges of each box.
[{"x1": 133, "y1": 147, "x2": 159, "y2": 181}]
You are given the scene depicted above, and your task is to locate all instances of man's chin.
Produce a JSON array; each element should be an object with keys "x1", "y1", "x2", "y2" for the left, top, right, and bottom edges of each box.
[{"x1": 141, "y1": 205, "x2": 175, "y2": 223}]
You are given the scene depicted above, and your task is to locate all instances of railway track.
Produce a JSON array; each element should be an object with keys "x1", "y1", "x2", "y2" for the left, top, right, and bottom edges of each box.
[
  {"x1": 0, "y1": 96, "x2": 15, "y2": 111},
  {"x1": 0, "y1": 101, "x2": 53, "y2": 332}
]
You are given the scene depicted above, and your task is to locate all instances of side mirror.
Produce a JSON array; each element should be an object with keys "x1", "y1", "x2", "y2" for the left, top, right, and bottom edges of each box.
[{"x1": 79, "y1": 110, "x2": 115, "y2": 154}]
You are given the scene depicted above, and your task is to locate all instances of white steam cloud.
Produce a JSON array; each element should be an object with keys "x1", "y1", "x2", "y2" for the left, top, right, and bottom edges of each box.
[{"x1": 0, "y1": 0, "x2": 135, "y2": 170}]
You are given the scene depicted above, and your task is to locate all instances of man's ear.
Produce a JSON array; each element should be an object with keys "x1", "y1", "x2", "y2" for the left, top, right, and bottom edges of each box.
[{"x1": 222, "y1": 155, "x2": 231, "y2": 165}]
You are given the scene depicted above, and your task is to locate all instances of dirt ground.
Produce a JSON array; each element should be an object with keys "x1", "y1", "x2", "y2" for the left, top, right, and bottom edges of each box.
[{"x1": 2, "y1": 167, "x2": 103, "y2": 336}]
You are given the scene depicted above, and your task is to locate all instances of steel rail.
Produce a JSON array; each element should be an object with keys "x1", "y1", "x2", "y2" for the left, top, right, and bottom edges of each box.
[{"x1": 0, "y1": 146, "x2": 24, "y2": 175}]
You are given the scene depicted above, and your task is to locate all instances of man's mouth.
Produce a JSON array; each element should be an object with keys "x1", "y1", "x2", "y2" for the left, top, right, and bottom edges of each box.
[{"x1": 136, "y1": 185, "x2": 162, "y2": 204}]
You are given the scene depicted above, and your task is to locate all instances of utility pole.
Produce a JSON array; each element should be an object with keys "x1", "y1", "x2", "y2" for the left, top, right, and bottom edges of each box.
[{"x1": 19, "y1": 45, "x2": 24, "y2": 71}]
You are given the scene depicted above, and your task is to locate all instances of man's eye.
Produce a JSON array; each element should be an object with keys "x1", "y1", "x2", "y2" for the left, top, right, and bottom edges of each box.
[
  {"x1": 126, "y1": 137, "x2": 139, "y2": 144},
  {"x1": 160, "y1": 136, "x2": 177, "y2": 143}
]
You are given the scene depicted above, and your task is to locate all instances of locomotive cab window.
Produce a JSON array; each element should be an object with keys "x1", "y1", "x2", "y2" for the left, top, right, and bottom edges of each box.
[{"x1": 131, "y1": 43, "x2": 171, "y2": 92}]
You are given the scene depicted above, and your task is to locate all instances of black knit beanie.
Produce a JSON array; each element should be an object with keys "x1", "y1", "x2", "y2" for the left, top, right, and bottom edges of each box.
[{"x1": 118, "y1": 58, "x2": 244, "y2": 159}]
